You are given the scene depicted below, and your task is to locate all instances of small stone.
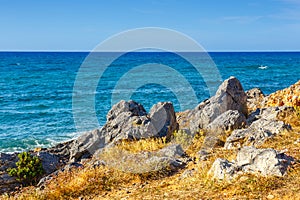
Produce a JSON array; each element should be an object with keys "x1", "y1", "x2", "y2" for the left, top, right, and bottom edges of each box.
[{"x1": 208, "y1": 158, "x2": 238, "y2": 180}]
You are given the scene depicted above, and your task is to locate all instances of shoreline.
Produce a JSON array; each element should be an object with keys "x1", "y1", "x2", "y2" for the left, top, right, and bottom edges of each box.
[{"x1": 1, "y1": 78, "x2": 299, "y2": 154}]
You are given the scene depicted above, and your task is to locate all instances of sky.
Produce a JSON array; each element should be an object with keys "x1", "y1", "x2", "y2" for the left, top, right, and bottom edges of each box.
[{"x1": 0, "y1": 0, "x2": 300, "y2": 51}]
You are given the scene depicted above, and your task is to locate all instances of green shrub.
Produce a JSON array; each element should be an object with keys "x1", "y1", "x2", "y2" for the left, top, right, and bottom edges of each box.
[{"x1": 7, "y1": 152, "x2": 44, "y2": 185}]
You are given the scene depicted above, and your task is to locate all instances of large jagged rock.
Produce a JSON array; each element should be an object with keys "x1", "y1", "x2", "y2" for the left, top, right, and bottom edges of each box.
[
  {"x1": 206, "y1": 110, "x2": 247, "y2": 131},
  {"x1": 69, "y1": 129, "x2": 109, "y2": 162},
  {"x1": 69, "y1": 100, "x2": 178, "y2": 161},
  {"x1": 102, "y1": 101, "x2": 178, "y2": 141},
  {"x1": 187, "y1": 77, "x2": 247, "y2": 132},
  {"x1": 177, "y1": 77, "x2": 248, "y2": 161},
  {"x1": 246, "y1": 88, "x2": 266, "y2": 112},
  {"x1": 209, "y1": 147, "x2": 295, "y2": 180},
  {"x1": 237, "y1": 146, "x2": 294, "y2": 176}
]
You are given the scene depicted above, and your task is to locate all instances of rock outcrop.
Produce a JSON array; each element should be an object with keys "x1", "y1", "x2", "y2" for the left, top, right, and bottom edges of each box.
[
  {"x1": 35, "y1": 152, "x2": 61, "y2": 175},
  {"x1": 209, "y1": 146, "x2": 295, "y2": 180},
  {"x1": 206, "y1": 110, "x2": 247, "y2": 132},
  {"x1": 225, "y1": 118, "x2": 291, "y2": 149},
  {"x1": 70, "y1": 101, "x2": 178, "y2": 161},
  {"x1": 180, "y1": 76, "x2": 247, "y2": 133},
  {"x1": 236, "y1": 146, "x2": 294, "y2": 176},
  {"x1": 225, "y1": 107, "x2": 293, "y2": 149}
]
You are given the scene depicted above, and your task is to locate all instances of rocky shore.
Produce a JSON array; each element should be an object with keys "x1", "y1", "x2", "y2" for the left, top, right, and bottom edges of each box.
[{"x1": 1, "y1": 76, "x2": 299, "y2": 196}]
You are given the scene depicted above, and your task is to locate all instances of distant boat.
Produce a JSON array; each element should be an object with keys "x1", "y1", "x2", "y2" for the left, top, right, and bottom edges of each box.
[{"x1": 258, "y1": 65, "x2": 268, "y2": 69}]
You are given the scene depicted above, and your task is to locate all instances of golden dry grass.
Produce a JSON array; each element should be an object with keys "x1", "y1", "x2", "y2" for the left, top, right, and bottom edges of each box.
[
  {"x1": 2, "y1": 112, "x2": 300, "y2": 200},
  {"x1": 266, "y1": 80, "x2": 300, "y2": 107}
]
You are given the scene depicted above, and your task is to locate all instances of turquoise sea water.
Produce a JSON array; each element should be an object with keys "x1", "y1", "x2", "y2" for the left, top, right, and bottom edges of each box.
[{"x1": 0, "y1": 52, "x2": 300, "y2": 152}]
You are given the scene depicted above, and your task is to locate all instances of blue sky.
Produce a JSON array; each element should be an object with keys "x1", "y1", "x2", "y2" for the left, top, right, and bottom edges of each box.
[{"x1": 1, "y1": 0, "x2": 300, "y2": 51}]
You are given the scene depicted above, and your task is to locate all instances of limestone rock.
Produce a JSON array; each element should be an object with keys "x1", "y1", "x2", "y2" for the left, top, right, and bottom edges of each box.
[
  {"x1": 106, "y1": 100, "x2": 147, "y2": 121},
  {"x1": 195, "y1": 110, "x2": 247, "y2": 159},
  {"x1": 224, "y1": 118, "x2": 291, "y2": 149},
  {"x1": 209, "y1": 147, "x2": 295, "y2": 180},
  {"x1": 206, "y1": 110, "x2": 247, "y2": 131},
  {"x1": 149, "y1": 102, "x2": 178, "y2": 139},
  {"x1": 237, "y1": 146, "x2": 294, "y2": 176},
  {"x1": 69, "y1": 100, "x2": 178, "y2": 161},
  {"x1": 247, "y1": 106, "x2": 295, "y2": 125},
  {"x1": 102, "y1": 101, "x2": 178, "y2": 142},
  {"x1": 188, "y1": 77, "x2": 247, "y2": 132},
  {"x1": 69, "y1": 128, "x2": 106, "y2": 162}
]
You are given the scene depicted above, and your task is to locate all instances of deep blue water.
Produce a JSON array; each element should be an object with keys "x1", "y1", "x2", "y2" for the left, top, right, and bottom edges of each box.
[{"x1": 0, "y1": 52, "x2": 299, "y2": 152}]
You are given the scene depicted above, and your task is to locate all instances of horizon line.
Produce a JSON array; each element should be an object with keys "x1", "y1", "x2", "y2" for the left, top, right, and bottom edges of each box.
[{"x1": 1, "y1": 49, "x2": 300, "y2": 53}]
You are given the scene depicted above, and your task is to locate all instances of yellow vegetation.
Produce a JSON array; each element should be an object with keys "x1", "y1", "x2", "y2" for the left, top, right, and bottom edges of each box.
[
  {"x1": 2, "y1": 81, "x2": 300, "y2": 199},
  {"x1": 266, "y1": 80, "x2": 300, "y2": 107},
  {"x1": 2, "y1": 114, "x2": 299, "y2": 200}
]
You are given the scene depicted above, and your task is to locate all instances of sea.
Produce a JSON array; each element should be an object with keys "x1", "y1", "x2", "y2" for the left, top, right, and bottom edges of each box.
[{"x1": 0, "y1": 51, "x2": 300, "y2": 152}]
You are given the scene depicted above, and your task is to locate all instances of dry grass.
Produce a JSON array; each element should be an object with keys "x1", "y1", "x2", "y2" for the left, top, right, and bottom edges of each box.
[{"x1": 2, "y1": 113, "x2": 300, "y2": 200}]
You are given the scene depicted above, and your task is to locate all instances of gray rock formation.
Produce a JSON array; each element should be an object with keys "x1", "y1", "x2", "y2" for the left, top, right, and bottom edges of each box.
[
  {"x1": 209, "y1": 147, "x2": 294, "y2": 180},
  {"x1": 195, "y1": 110, "x2": 246, "y2": 161},
  {"x1": 225, "y1": 116, "x2": 291, "y2": 149},
  {"x1": 69, "y1": 129, "x2": 106, "y2": 162},
  {"x1": 69, "y1": 100, "x2": 178, "y2": 161},
  {"x1": 237, "y1": 146, "x2": 294, "y2": 176},
  {"x1": 187, "y1": 76, "x2": 247, "y2": 132},
  {"x1": 206, "y1": 110, "x2": 247, "y2": 131},
  {"x1": 247, "y1": 106, "x2": 295, "y2": 125}
]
